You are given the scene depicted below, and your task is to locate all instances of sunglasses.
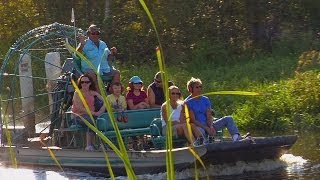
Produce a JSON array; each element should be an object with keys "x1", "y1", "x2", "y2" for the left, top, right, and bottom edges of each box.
[
  {"x1": 133, "y1": 82, "x2": 142, "y2": 85},
  {"x1": 90, "y1": 31, "x2": 100, "y2": 35},
  {"x1": 194, "y1": 85, "x2": 202, "y2": 89},
  {"x1": 154, "y1": 79, "x2": 162, "y2": 83},
  {"x1": 171, "y1": 92, "x2": 181, "y2": 96},
  {"x1": 81, "y1": 81, "x2": 91, "y2": 84}
]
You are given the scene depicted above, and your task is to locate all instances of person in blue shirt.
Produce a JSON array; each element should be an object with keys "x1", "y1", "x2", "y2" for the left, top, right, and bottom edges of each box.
[
  {"x1": 77, "y1": 24, "x2": 120, "y2": 91},
  {"x1": 184, "y1": 77, "x2": 250, "y2": 143}
]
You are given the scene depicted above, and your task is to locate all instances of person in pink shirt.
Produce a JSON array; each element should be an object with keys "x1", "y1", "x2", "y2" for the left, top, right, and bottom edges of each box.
[{"x1": 71, "y1": 74, "x2": 105, "y2": 151}]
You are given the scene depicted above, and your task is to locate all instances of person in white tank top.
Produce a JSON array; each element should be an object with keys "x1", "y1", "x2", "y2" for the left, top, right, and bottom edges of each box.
[{"x1": 161, "y1": 86, "x2": 202, "y2": 145}]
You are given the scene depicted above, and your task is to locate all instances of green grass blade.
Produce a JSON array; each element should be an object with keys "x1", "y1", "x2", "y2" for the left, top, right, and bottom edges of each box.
[
  {"x1": 2, "y1": 114, "x2": 17, "y2": 168},
  {"x1": 70, "y1": 79, "x2": 136, "y2": 179},
  {"x1": 203, "y1": 91, "x2": 262, "y2": 96}
]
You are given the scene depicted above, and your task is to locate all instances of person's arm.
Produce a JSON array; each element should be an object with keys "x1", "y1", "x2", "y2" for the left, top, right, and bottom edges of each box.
[
  {"x1": 147, "y1": 85, "x2": 155, "y2": 107},
  {"x1": 161, "y1": 103, "x2": 168, "y2": 124},
  {"x1": 72, "y1": 91, "x2": 88, "y2": 114},
  {"x1": 147, "y1": 85, "x2": 161, "y2": 108},
  {"x1": 179, "y1": 104, "x2": 186, "y2": 123},
  {"x1": 127, "y1": 99, "x2": 138, "y2": 110},
  {"x1": 188, "y1": 108, "x2": 208, "y2": 130},
  {"x1": 143, "y1": 97, "x2": 150, "y2": 108},
  {"x1": 76, "y1": 34, "x2": 86, "y2": 53},
  {"x1": 92, "y1": 92, "x2": 106, "y2": 116},
  {"x1": 127, "y1": 99, "x2": 145, "y2": 109},
  {"x1": 206, "y1": 108, "x2": 213, "y2": 126},
  {"x1": 206, "y1": 108, "x2": 216, "y2": 136},
  {"x1": 120, "y1": 96, "x2": 127, "y2": 110},
  {"x1": 107, "y1": 47, "x2": 117, "y2": 61},
  {"x1": 141, "y1": 91, "x2": 150, "y2": 108}
]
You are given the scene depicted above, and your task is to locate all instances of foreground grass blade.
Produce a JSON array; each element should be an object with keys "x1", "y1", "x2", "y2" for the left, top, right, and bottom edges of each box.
[
  {"x1": 184, "y1": 105, "x2": 207, "y2": 180},
  {"x1": 1, "y1": 107, "x2": 17, "y2": 168},
  {"x1": 70, "y1": 79, "x2": 136, "y2": 179}
]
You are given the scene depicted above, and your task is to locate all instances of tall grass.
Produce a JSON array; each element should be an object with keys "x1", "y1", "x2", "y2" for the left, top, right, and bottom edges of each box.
[{"x1": 118, "y1": 48, "x2": 320, "y2": 132}]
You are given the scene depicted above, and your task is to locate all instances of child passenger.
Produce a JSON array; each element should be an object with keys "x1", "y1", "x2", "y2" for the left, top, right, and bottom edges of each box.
[
  {"x1": 126, "y1": 76, "x2": 150, "y2": 110},
  {"x1": 107, "y1": 82, "x2": 127, "y2": 112},
  {"x1": 107, "y1": 82, "x2": 128, "y2": 122}
]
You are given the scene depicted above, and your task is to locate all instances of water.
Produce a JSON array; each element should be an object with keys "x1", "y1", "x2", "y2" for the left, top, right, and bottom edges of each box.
[{"x1": 0, "y1": 131, "x2": 319, "y2": 179}]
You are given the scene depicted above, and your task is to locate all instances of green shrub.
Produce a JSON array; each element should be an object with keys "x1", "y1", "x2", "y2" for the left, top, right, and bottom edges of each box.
[{"x1": 233, "y1": 71, "x2": 320, "y2": 131}]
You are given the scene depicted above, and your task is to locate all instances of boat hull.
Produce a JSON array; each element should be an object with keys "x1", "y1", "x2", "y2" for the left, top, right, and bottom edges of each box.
[
  {"x1": 203, "y1": 135, "x2": 298, "y2": 164},
  {"x1": 0, "y1": 146, "x2": 207, "y2": 175}
]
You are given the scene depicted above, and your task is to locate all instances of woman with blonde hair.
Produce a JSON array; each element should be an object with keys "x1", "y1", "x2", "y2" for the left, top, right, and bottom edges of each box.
[{"x1": 161, "y1": 85, "x2": 202, "y2": 145}]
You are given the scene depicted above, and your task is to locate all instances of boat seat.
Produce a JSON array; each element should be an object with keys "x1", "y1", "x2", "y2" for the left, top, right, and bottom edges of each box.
[
  {"x1": 149, "y1": 118, "x2": 188, "y2": 149},
  {"x1": 54, "y1": 109, "x2": 86, "y2": 148},
  {"x1": 96, "y1": 108, "x2": 161, "y2": 149},
  {"x1": 149, "y1": 118, "x2": 224, "y2": 149}
]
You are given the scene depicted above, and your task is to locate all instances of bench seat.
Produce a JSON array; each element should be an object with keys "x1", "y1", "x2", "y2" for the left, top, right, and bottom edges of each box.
[
  {"x1": 96, "y1": 108, "x2": 161, "y2": 148},
  {"x1": 102, "y1": 127, "x2": 150, "y2": 137}
]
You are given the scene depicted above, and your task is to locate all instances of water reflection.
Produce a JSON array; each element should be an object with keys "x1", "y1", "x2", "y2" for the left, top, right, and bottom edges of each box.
[{"x1": 0, "y1": 166, "x2": 105, "y2": 180}]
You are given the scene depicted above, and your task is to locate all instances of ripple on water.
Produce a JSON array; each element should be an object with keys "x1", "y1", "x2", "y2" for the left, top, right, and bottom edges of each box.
[
  {"x1": 0, "y1": 154, "x2": 312, "y2": 180},
  {"x1": 113, "y1": 154, "x2": 294, "y2": 179},
  {"x1": 281, "y1": 153, "x2": 309, "y2": 178}
]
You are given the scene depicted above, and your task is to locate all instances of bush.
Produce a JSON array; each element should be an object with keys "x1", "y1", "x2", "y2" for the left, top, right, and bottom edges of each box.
[{"x1": 233, "y1": 71, "x2": 320, "y2": 131}]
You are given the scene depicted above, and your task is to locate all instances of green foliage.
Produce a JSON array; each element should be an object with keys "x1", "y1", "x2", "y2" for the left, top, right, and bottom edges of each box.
[
  {"x1": 233, "y1": 71, "x2": 320, "y2": 131},
  {"x1": 296, "y1": 50, "x2": 320, "y2": 72}
]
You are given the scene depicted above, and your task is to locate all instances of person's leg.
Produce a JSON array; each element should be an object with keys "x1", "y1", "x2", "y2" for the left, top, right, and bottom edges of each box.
[
  {"x1": 190, "y1": 123, "x2": 203, "y2": 139},
  {"x1": 196, "y1": 126, "x2": 206, "y2": 137},
  {"x1": 162, "y1": 125, "x2": 167, "y2": 136},
  {"x1": 178, "y1": 123, "x2": 195, "y2": 144},
  {"x1": 103, "y1": 69, "x2": 120, "y2": 83},
  {"x1": 80, "y1": 114, "x2": 96, "y2": 150},
  {"x1": 192, "y1": 126, "x2": 206, "y2": 146},
  {"x1": 86, "y1": 132, "x2": 94, "y2": 147},
  {"x1": 171, "y1": 125, "x2": 179, "y2": 138},
  {"x1": 213, "y1": 115, "x2": 240, "y2": 137}
]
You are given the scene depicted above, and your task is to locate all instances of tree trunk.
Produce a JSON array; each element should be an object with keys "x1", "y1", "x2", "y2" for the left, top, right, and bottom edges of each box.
[{"x1": 105, "y1": 0, "x2": 110, "y2": 18}]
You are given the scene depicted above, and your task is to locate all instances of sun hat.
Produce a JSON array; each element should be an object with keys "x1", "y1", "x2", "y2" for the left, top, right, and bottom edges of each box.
[{"x1": 129, "y1": 76, "x2": 143, "y2": 83}]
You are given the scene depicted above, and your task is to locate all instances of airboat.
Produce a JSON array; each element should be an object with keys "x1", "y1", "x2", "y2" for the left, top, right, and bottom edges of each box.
[{"x1": 0, "y1": 23, "x2": 297, "y2": 175}]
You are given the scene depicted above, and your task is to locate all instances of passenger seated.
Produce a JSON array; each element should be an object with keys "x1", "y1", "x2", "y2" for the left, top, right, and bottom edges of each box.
[
  {"x1": 161, "y1": 86, "x2": 202, "y2": 145},
  {"x1": 107, "y1": 82, "x2": 128, "y2": 122},
  {"x1": 147, "y1": 71, "x2": 174, "y2": 108},
  {"x1": 107, "y1": 82, "x2": 127, "y2": 111},
  {"x1": 185, "y1": 77, "x2": 251, "y2": 145},
  {"x1": 71, "y1": 74, "x2": 106, "y2": 151},
  {"x1": 126, "y1": 76, "x2": 150, "y2": 110}
]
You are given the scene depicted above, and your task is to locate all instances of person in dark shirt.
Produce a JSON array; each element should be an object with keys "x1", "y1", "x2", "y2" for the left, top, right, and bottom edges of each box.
[{"x1": 147, "y1": 71, "x2": 174, "y2": 108}]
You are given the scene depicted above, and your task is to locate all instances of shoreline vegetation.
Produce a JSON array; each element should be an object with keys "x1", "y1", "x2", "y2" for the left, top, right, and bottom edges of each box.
[{"x1": 118, "y1": 51, "x2": 320, "y2": 132}]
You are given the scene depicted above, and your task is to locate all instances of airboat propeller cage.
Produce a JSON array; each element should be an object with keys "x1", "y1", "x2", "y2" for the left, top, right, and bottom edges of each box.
[{"x1": 0, "y1": 23, "x2": 83, "y2": 141}]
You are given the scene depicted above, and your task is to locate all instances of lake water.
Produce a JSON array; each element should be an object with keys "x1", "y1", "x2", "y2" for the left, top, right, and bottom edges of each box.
[{"x1": 0, "y1": 130, "x2": 319, "y2": 179}]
